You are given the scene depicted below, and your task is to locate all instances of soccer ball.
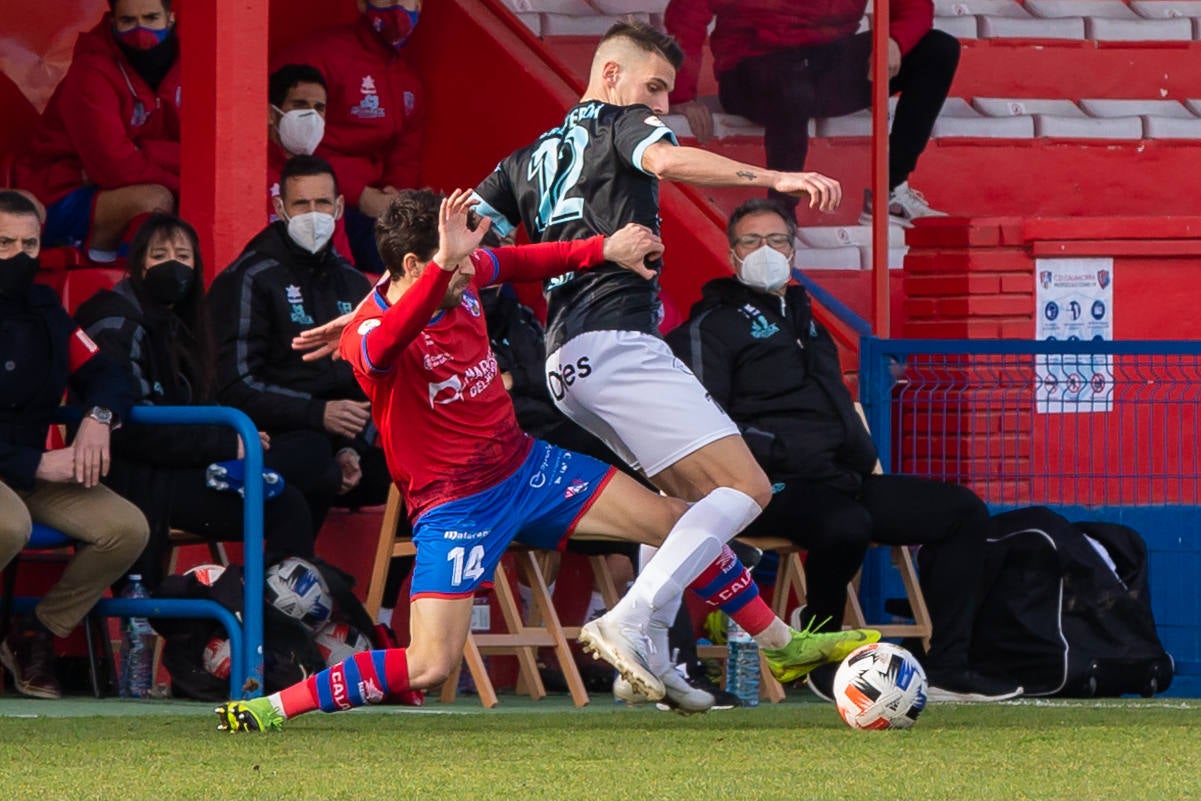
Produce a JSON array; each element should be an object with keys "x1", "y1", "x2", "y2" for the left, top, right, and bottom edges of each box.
[
  {"x1": 832, "y1": 642, "x2": 928, "y2": 730},
  {"x1": 203, "y1": 636, "x2": 231, "y2": 680},
  {"x1": 265, "y1": 557, "x2": 333, "y2": 632},
  {"x1": 313, "y1": 621, "x2": 372, "y2": 666},
  {"x1": 185, "y1": 563, "x2": 226, "y2": 587}
]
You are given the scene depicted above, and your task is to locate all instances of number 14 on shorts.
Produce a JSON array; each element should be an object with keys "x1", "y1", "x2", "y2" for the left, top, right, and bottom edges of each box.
[{"x1": 448, "y1": 545, "x2": 485, "y2": 587}]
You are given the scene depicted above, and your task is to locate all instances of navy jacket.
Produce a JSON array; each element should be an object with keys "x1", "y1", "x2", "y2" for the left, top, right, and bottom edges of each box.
[{"x1": 0, "y1": 283, "x2": 134, "y2": 490}]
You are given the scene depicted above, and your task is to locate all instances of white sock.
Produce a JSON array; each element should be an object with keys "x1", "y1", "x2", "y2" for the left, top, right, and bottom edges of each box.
[
  {"x1": 754, "y1": 618, "x2": 792, "y2": 650},
  {"x1": 266, "y1": 692, "x2": 286, "y2": 717},
  {"x1": 87, "y1": 248, "x2": 118, "y2": 263},
  {"x1": 613, "y1": 487, "x2": 762, "y2": 617},
  {"x1": 376, "y1": 607, "x2": 393, "y2": 627}
]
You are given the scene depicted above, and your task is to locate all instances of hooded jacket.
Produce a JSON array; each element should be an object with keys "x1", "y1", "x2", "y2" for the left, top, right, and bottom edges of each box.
[
  {"x1": 207, "y1": 222, "x2": 372, "y2": 434},
  {"x1": 272, "y1": 14, "x2": 424, "y2": 209},
  {"x1": 15, "y1": 15, "x2": 182, "y2": 206},
  {"x1": 665, "y1": 0, "x2": 934, "y2": 105},
  {"x1": 1, "y1": 282, "x2": 133, "y2": 490},
  {"x1": 665, "y1": 277, "x2": 877, "y2": 494}
]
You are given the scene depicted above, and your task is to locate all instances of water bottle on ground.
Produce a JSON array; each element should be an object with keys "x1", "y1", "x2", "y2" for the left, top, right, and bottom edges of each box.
[
  {"x1": 726, "y1": 616, "x2": 760, "y2": 707},
  {"x1": 118, "y1": 574, "x2": 155, "y2": 699}
]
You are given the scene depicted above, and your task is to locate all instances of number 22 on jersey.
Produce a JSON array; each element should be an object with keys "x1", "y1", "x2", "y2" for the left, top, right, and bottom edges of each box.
[{"x1": 529, "y1": 126, "x2": 588, "y2": 233}]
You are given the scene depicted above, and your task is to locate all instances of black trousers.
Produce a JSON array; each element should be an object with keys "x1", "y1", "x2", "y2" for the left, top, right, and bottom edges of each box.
[
  {"x1": 265, "y1": 430, "x2": 392, "y2": 532},
  {"x1": 718, "y1": 29, "x2": 960, "y2": 216},
  {"x1": 135, "y1": 468, "x2": 316, "y2": 589},
  {"x1": 743, "y1": 472, "x2": 994, "y2": 671}
]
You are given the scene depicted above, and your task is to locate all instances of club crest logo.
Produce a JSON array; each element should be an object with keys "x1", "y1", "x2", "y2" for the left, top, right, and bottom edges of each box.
[
  {"x1": 462, "y1": 291, "x2": 481, "y2": 317},
  {"x1": 1096, "y1": 269, "x2": 1110, "y2": 289},
  {"x1": 352, "y1": 75, "x2": 385, "y2": 119},
  {"x1": 1039, "y1": 270, "x2": 1054, "y2": 289}
]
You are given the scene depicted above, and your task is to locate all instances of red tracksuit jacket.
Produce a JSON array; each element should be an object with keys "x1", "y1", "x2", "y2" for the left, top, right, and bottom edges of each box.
[
  {"x1": 15, "y1": 15, "x2": 182, "y2": 206},
  {"x1": 665, "y1": 0, "x2": 934, "y2": 105},
  {"x1": 273, "y1": 15, "x2": 425, "y2": 210}
]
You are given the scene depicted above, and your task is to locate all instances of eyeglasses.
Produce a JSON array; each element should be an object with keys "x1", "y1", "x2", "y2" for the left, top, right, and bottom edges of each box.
[{"x1": 732, "y1": 233, "x2": 793, "y2": 252}]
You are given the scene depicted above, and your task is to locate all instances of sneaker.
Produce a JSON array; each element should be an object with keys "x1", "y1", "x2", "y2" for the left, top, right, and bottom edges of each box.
[
  {"x1": 763, "y1": 621, "x2": 881, "y2": 684},
  {"x1": 805, "y1": 663, "x2": 837, "y2": 703},
  {"x1": 858, "y1": 182, "x2": 949, "y2": 229},
  {"x1": 613, "y1": 666, "x2": 717, "y2": 715},
  {"x1": 926, "y1": 668, "x2": 1023, "y2": 703},
  {"x1": 670, "y1": 668, "x2": 740, "y2": 711},
  {"x1": 0, "y1": 628, "x2": 62, "y2": 700},
  {"x1": 215, "y1": 697, "x2": 285, "y2": 732},
  {"x1": 580, "y1": 613, "x2": 665, "y2": 702}
]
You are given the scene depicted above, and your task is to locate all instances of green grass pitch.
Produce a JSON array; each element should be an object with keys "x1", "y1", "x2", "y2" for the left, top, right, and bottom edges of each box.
[{"x1": 2, "y1": 695, "x2": 1198, "y2": 801}]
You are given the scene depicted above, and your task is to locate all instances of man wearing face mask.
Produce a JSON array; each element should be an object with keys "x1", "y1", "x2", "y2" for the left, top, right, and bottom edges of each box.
[
  {"x1": 666, "y1": 198, "x2": 1024, "y2": 704},
  {"x1": 273, "y1": 0, "x2": 425, "y2": 272},
  {"x1": 14, "y1": 0, "x2": 181, "y2": 264},
  {"x1": 0, "y1": 191, "x2": 149, "y2": 699},
  {"x1": 209, "y1": 156, "x2": 390, "y2": 532},
  {"x1": 267, "y1": 65, "x2": 353, "y2": 262}
]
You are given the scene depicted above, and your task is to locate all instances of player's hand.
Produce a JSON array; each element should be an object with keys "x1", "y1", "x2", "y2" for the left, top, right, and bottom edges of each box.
[
  {"x1": 323, "y1": 399, "x2": 372, "y2": 438},
  {"x1": 34, "y1": 448, "x2": 76, "y2": 484},
  {"x1": 293, "y1": 312, "x2": 355, "y2": 362},
  {"x1": 335, "y1": 448, "x2": 363, "y2": 494},
  {"x1": 71, "y1": 417, "x2": 111, "y2": 487},
  {"x1": 603, "y1": 223, "x2": 662, "y2": 281},
  {"x1": 672, "y1": 99, "x2": 714, "y2": 143},
  {"x1": 773, "y1": 171, "x2": 842, "y2": 212},
  {"x1": 433, "y1": 188, "x2": 492, "y2": 271},
  {"x1": 869, "y1": 38, "x2": 903, "y2": 80}
]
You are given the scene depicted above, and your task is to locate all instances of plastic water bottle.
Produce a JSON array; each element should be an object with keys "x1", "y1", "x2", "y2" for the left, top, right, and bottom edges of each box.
[
  {"x1": 726, "y1": 617, "x2": 760, "y2": 707},
  {"x1": 118, "y1": 574, "x2": 155, "y2": 698}
]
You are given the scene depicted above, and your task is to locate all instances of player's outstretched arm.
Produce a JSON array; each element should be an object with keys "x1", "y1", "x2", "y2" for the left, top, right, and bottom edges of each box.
[
  {"x1": 639, "y1": 141, "x2": 842, "y2": 212},
  {"x1": 602, "y1": 223, "x2": 662, "y2": 281}
]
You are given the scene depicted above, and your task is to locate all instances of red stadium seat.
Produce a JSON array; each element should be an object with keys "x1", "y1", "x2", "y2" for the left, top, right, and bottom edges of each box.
[{"x1": 60, "y1": 267, "x2": 125, "y2": 317}]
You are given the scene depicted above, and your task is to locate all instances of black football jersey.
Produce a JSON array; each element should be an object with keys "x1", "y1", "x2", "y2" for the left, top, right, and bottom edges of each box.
[{"x1": 472, "y1": 101, "x2": 678, "y2": 351}]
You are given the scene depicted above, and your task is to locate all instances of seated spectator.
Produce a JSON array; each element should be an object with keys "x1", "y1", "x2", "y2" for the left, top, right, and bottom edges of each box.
[
  {"x1": 74, "y1": 214, "x2": 317, "y2": 589},
  {"x1": 208, "y1": 156, "x2": 390, "y2": 532},
  {"x1": 273, "y1": 0, "x2": 425, "y2": 270},
  {"x1": 267, "y1": 64, "x2": 353, "y2": 261},
  {"x1": 664, "y1": 0, "x2": 958, "y2": 226},
  {"x1": 0, "y1": 190, "x2": 149, "y2": 699},
  {"x1": 14, "y1": 0, "x2": 181, "y2": 262},
  {"x1": 666, "y1": 198, "x2": 1021, "y2": 702}
]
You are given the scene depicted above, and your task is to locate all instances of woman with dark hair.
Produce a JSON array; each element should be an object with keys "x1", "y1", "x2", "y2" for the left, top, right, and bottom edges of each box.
[{"x1": 75, "y1": 214, "x2": 315, "y2": 588}]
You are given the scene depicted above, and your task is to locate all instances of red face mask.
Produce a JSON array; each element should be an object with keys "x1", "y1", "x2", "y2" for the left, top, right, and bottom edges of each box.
[
  {"x1": 114, "y1": 24, "x2": 171, "y2": 51},
  {"x1": 365, "y1": 7, "x2": 419, "y2": 50}
]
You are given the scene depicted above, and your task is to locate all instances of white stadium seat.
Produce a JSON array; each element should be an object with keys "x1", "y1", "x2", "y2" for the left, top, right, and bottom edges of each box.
[
  {"x1": 589, "y1": 0, "x2": 669, "y2": 13},
  {"x1": 1130, "y1": 1, "x2": 1201, "y2": 19},
  {"x1": 1080, "y1": 99, "x2": 1195, "y2": 118},
  {"x1": 973, "y1": 98, "x2": 1085, "y2": 116},
  {"x1": 933, "y1": 99, "x2": 1036, "y2": 136},
  {"x1": 1034, "y1": 113, "x2": 1144, "y2": 138},
  {"x1": 1085, "y1": 16, "x2": 1193, "y2": 38},
  {"x1": 934, "y1": 15, "x2": 981, "y2": 37},
  {"x1": 1025, "y1": 0, "x2": 1138, "y2": 18},
  {"x1": 796, "y1": 225, "x2": 906, "y2": 249},
  {"x1": 1143, "y1": 116, "x2": 1201, "y2": 138},
  {"x1": 935, "y1": 0, "x2": 1031, "y2": 16},
  {"x1": 978, "y1": 14, "x2": 1086, "y2": 37}
]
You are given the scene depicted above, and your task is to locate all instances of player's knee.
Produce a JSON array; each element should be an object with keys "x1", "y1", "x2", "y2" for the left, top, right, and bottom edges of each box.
[
  {"x1": 137, "y1": 184, "x2": 176, "y2": 216},
  {"x1": 735, "y1": 469, "x2": 774, "y2": 512}
]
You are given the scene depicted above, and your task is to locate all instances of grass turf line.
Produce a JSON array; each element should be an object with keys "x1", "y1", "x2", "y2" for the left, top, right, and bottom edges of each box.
[{"x1": 1, "y1": 700, "x2": 1198, "y2": 801}]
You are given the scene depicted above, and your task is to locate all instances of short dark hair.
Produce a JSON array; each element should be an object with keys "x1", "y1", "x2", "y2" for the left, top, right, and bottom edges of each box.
[
  {"x1": 375, "y1": 189, "x2": 442, "y2": 278},
  {"x1": 600, "y1": 19, "x2": 684, "y2": 71},
  {"x1": 108, "y1": 0, "x2": 172, "y2": 11},
  {"x1": 269, "y1": 64, "x2": 327, "y2": 109},
  {"x1": 0, "y1": 190, "x2": 41, "y2": 220},
  {"x1": 278, "y1": 154, "x2": 339, "y2": 200},
  {"x1": 727, "y1": 198, "x2": 797, "y2": 245}
]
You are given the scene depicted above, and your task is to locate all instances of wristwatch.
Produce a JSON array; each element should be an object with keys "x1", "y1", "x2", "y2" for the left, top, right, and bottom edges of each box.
[{"x1": 86, "y1": 406, "x2": 114, "y2": 426}]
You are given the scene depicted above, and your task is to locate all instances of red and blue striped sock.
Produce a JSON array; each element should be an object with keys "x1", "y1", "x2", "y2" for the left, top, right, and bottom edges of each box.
[
  {"x1": 276, "y1": 648, "x2": 410, "y2": 718},
  {"x1": 688, "y1": 545, "x2": 777, "y2": 636}
]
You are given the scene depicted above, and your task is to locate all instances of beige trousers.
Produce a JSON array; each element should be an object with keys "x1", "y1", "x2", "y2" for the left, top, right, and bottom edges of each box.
[{"x1": 0, "y1": 479, "x2": 149, "y2": 637}]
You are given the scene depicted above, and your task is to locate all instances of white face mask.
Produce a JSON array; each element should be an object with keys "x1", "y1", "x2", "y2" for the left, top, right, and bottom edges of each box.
[
  {"x1": 285, "y1": 210, "x2": 336, "y2": 254},
  {"x1": 275, "y1": 107, "x2": 325, "y2": 156},
  {"x1": 735, "y1": 244, "x2": 792, "y2": 293}
]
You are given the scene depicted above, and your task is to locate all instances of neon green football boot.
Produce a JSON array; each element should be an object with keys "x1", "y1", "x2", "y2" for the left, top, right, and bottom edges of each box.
[
  {"x1": 215, "y1": 697, "x2": 285, "y2": 733},
  {"x1": 764, "y1": 621, "x2": 881, "y2": 684}
]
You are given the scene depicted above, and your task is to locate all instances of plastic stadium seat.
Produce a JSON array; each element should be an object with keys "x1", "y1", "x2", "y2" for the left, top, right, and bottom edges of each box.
[
  {"x1": 934, "y1": 14, "x2": 981, "y2": 37},
  {"x1": 1131, "y1": 1, "x2": 1201, "y2": 19},
  {"x1": 814, "y1": 98, "x2": 897, "y2": 138},
  {"x1": 931, "y1": 97, "x2": 1036, "y2": 137},
  {"x1": 1085, "y1": 16, "x2": 1193, "y2": 38},
  {"x1": 935, "y1": 0, "x2": 1031, "y2": 16},
  {"x1": 796, "y1": 225, "x2": 906, "y2": 250},
  {"x1": 973, "y1": 97, "x2": 1085, "y2": 117},
  {"x1": 590, "y1": 0, "x2": 668, "y2": 12},
  {"x1": 504, "y1": 0, "x2": 593, "y2": 12},
  {"x1": 1025, "y1": 0, "x2": 1138, "y2": 18},
  {"x1": 795, "y1": 245, "x2": 862, "y2": 270},
  {"x1": 1034, "y1": 113, "x2": 1144, "y2": 139},
  {"x1": 60, "y1": 267, "x2": 124, "y2": 316},
  {"x1": 1185, "y1": 99, "x2": 1201, "y2": 116},
  {"x1": 1080, "y1": 99, "x2": 1195, "y2": 118},
  {"x1": 1143, "y1": 116, "x2": 1201, "y2": 138},
  {"x1": 978, "y1": 14, "x2": 1086, "y2": 36}
]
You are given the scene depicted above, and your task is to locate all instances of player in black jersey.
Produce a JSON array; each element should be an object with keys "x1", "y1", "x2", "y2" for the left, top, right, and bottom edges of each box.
[{"x1": 471, "y1": 21, "x2": 870, "y2": 710}]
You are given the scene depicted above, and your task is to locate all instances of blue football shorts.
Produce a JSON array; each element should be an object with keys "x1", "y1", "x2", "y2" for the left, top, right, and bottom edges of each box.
[
  {"x1": 408, "y1": 439, "x2": 616, "y2": 601},
  {"x1": 42, "y1": 186, "x2": 98, "y2": 249}
]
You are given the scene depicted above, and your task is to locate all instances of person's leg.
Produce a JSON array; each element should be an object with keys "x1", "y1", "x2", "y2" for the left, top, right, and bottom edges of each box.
[
  {"x1": 263, "y1": 430, "x2": 342, "y2": 531},
  {"x1": 742, "y1": 479, "x2": 873, "y2": 631},
  {"x1": 0, "y1": 482, "x2": 32, "y2": 573},
  {"x1": 719, "y1": 49, "x2": 819, "y2": 219},
  {"x1": 89, "y1": 184, "x2": 175, "y2": 257},
  {"x1": 22, "y1": 481, "x2": 149, "y2": 637},
  {"x1": 887, "y1": 30, "x2": 960, "y2": 190}
]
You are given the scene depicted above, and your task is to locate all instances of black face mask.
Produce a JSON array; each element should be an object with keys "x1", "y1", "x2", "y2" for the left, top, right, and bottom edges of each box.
[
  {"x1": 118, "y1": 30, "x2": 178, "y2": 91},
  {"x1": 143, "y1": 259, "x2": 195, "y2": 307},
  {"x1": 0, "y1": 252, "x2": 39, "y2": 299}
]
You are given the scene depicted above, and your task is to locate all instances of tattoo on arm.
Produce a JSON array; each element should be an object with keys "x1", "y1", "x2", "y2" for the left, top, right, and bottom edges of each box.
[{"x1": 737, "y1": 170, "x2": 756, "y2": 182}]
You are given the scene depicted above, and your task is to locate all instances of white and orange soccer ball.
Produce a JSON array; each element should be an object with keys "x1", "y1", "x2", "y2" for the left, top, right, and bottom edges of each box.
[
  {"x1": 832, "y1": 642, "x2": 928, "y2": 730},
  {"x1": 185, "y1": 563, "x2": 226, "y2": 587},
  {"x1": 313, "y1": 621, "x2": 372, "y2": 667},
  {"x1": 203, "y1": 636, "x2": 231, "y2": 680}
]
